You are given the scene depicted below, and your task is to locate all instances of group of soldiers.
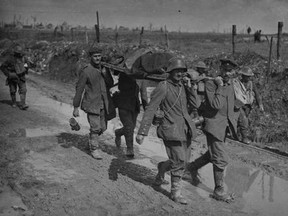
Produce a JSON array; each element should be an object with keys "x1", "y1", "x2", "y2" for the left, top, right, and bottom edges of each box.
[{"x1": 1, "y1": 45, "x2": 263, "y2": 205}]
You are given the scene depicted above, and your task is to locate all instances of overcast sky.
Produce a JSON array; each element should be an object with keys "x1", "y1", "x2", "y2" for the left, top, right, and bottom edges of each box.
[{"x1": 0, "y1": 0, "x2": 287, "y2": 33}]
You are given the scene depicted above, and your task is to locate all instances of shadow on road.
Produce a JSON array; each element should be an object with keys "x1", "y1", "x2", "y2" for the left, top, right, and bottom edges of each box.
[{"x1": 56, "y1": 132, "x2": 171, "y2": 199}]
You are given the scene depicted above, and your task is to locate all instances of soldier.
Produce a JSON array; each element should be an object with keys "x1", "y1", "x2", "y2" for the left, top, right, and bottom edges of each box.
[
  {"x1": 235, "y1": 66, "x2": 264, "y2": 144},
  {"x1": 72, "y1": 47, "x2": 115, "y2": 160},
  {"x1": 114, "y1": 73, "x2": 141, "y2": 158},
  {"x1": 0, "y1": 46, "x2": 29, "y2": 110},
  {"x1": 136, "y1": 57, "x2": 200, "y2": 205},
  {"x1": 195, "y1": 61, "x2": 209, "y2": 77},
  {"x1": 187, "y1": 58, "x2": 238, "y2": 203}
]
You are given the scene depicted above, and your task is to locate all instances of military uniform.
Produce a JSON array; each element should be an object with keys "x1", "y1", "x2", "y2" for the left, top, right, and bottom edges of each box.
[
  {"x1": 114, "y1": 73, "x2": 140, "y2": 157},
  {"x1": 73, "y1": 62, "x2": 114, "y2": 155},
  {"x1": 0, "y1": 47, "x2": 29, "y2": 109}
]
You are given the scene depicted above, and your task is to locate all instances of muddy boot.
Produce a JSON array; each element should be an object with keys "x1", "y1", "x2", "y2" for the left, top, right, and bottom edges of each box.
[
  {"x1": 241, "y1": 130, "x2": 251, "y2": 144},
  {"x1": 187, "y1": 152, "x2": 210, "y2": 186},
  {"x1": 19, "y1": 93, "x2": 28, "y2": 110},
  {"x1": 170, "y1": 177, "x2": 187, "y2": 205},
  {"x1": 89, "y1": 134, "x2": 102, "y2": 160},
  {"x1": 10, "y1": 93, "x2": 17, "y2": 108},
  {"x1": 211, "y1": 165, "x2": 235, "y2": 203},
  {"x1": 154, "y1": 161, "x2": 170, "y2": 186},
  {"x1": 125, "y1": 130, "x2": 134, "y2": 158},
  {"x1": 115, "y1": 128, "x2": 123, "y2": 148}
]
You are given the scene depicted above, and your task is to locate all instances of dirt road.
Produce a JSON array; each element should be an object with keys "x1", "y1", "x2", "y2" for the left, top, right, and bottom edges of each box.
[{"x1": 1, "y1": 72, "x2": 288, "y2": 216}]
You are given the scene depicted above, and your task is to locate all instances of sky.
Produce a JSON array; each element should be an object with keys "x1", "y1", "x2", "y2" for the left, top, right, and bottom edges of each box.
[{"x1": 0, "y1": 0, "x2": 287, "y2": 33}]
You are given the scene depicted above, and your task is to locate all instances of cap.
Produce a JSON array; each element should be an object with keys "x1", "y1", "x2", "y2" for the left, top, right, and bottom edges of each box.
[
  {"x1": 88, "y1": 47, "x2": 103, "y2": 56},
  {"x1": 239, "y1": 66, "x2": 254, "y2": 76},
  {"x1": 14, "y1": 46, "x2": 24, "y2": 55}
]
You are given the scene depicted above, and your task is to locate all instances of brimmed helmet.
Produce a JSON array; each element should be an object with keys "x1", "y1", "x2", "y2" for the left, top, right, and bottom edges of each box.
[
  {"x1": 14, "y1": 46, "x2": 24, "y2": 55},
  {"x1": 239, "y1": 66, "x2": 254, "y2": 76},
  {"x1": 195, "y1": 61, "x2": 208, "y2": 69},
  {"x1": 166, "y1": 57, "x2": 187, "y2": 73}
]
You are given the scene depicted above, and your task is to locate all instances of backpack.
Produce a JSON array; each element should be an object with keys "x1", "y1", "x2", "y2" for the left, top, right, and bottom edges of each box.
[{"x1": 233, "y1": 78, "x2": 248, "y2": 108}]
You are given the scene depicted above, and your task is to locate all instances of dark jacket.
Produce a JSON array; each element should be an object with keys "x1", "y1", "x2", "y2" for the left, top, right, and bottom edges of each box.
[
  {"x1": 73, "y1": 64, "x2": 114, "y2": 115},
  {"x1": 0, "y1": 56, "x2": 27, "y2": 82},
  {"x1": 138, "y1": 79, "x2": 200, "y2": 141},
  {"x1": 199, "y1": 79, "x2": 237, "y2": 141},
  {"x1": 117, "y1": 73, "x2": 140, "y2": 113}
]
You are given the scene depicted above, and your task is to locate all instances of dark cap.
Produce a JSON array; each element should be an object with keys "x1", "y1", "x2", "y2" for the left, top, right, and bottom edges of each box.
[{"x1": 88, "y1": 47, "x2": 103, "y2": 56}]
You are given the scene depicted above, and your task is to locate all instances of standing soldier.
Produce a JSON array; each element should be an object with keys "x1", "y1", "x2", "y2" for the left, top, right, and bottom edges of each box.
[
  {"x1": 187, "y1": 59, "x2": 238, "y2": 203},
  {"x1": 72, "y1": 47, "x2": 115, "y2": 160},
  {"x1": 235, "y1": 66, "x2": 264, "y2": 144},
  {"x1": 136, "y1": 57, "x2": 200, "y2": 205},
  {"x1": 0, "y1": 46, "x2": 29, "y2": 110},
  {"x1": 114, "y1": 73, "x2": 141, "y2": 158}
]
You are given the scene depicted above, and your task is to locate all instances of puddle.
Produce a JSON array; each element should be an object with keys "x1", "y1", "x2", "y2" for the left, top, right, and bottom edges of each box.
[
  {"x1": 189, "y1": 163, "x2": 288, "y2": 216},
  {"x1": 8, "y1": 127, "x2": 64, "y2": 138}
]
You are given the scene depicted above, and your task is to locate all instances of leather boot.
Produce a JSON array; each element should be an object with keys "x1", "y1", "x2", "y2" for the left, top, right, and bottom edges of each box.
[
  {"x1": 89, "y1": 134, "x2": 102, "y2": 160},
  {"x1": 10, "y1": 93, "x2": 17, "y2": 108},
  {"x1": 114, "y1": 128, "x2": 123, "y2": 148},
  {"x1": 125, "y1": 129, "x2": 134, "y2": 158},
  {"x1": 241, "y1": 130, "x2": 251, "y2": 144},
  {"x1": 170, "y1": 177, "x2": 187, "y2": 205},
  {"x1": 187, "y1": 151, "x2": 210, "y2": 185},
  {"x1": 212, "y1": 165, "x2": 235, "y2": 203},
  {"x1": 154, "y1": 160, "x2": 170, "y2": 186},
  {"x1": 19, "y1": 93, "x2": 28, "y2": 110}
]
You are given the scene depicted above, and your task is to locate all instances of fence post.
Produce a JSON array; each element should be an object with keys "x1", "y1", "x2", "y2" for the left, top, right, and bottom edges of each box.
[
  {"x1": 277, "y1": 21, "x2": 283, "y2": 60},
  {"x1": 164, "y1": 25, "x2": 169, "y2": 49},
  {"x1": 115, "y1": 26, "x2": 119, "y2": 46},
  {"x1": 139, "y1": 27, "x2": 144, "y2": 46},
  {"x1": 70, "y1": 28, "x2": 74, "y2": 41},
  {"x1": 232, "y1": 25, "x2": 236, "y2": 56},
  {"x1": 95, "y1": 11, "x2": 100, "y2": 43},
  {"x1": 267, "y1": 36, "x2": 273, "y2": 82},
  {"x1": 85, "y1": 30, "x2": 89, "y2": 44}
]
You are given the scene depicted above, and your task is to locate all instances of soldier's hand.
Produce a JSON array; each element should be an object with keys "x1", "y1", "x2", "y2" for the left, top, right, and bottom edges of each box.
[
  {"x1": 214, "y1": 76, "x2": 223, "y2": 86},
  {"x1": 73, "y1": 107, "x2": 80, "y2": 117},
  {"x1": 259, "y1": 104, "x2": 264, "y2": 112},
  {"x1": 136, "y1": 134, "x2": 145, "y2": 145}
]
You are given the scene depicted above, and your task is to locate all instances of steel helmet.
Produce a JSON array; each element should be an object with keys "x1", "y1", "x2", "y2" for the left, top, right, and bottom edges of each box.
[
  {"x1": 239, "y1": 66, "x2": 254, "y2": 76},
  {"x1": 14, "y1": 46, "x2": 24, "y2": 55},
  {"x1": 166, "y1": 57, "x2": 187, "y2": 73},
  {"x1": 195, "y1": 61, "x2": 208, "y2": 69}
]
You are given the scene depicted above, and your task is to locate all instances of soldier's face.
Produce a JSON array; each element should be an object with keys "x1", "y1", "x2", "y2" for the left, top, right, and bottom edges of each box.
[
  {"x1": 91, "y1": 53, "x2": 102, "y2": 65},
  {"x1": 170, "y1": 69, "x2": 185, "y2": 82}
]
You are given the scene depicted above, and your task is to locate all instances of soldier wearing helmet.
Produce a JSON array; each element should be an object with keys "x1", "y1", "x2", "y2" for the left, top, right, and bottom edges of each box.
[
  {"x1": 234, "y1": 66, "x2": 264, "y2": 144},
  {"x1": 136, "y1": 57, "x2": 200, "y2": 205},
  {"x1": 0, "y1": 45, "x2": 29, "y2": 110}
]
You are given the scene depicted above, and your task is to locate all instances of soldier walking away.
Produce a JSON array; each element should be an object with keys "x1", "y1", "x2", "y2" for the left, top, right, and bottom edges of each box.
[
  {"x1": 72, "y1": 47, "x2": 115, "y2": 160},
  {"x1": 0, "y1": 46, "x2": 29, "y2": 110},
  {"x1": 187, "y1": 59, "x2": 238, "y2": 203},
  {"x1": 114, "y1": 73, "x2": 141, "y2": 158},
  {"x1": 136, "y1": 57, "x2": 200, "y2": 205},
  {"x1": 235, "y1": 66, "x2": 264, "y2": 144}
]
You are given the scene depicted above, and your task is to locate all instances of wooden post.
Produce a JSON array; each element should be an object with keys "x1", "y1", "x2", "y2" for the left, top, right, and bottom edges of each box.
[
  {"x1": 232, "y1": 25, "x2": 236, "y2": 56},
  {"x1": 164, "y1": 25, "x2": 169, "y2": 49},
  {"x1": 95, "y1": 11, "x2": 100, "y2": 43},
  {"x1": 139, "y1": 26, "x2": 144, "y2": 46},
  {"x1": 277, "y1": 21, "x2": 283, "y2": 60},
  {"x1": 70, "y1": 28, "x2": 74, "y2": 41},
  {"x1": 267, "y1": 36, "x2": 273, "y2": 80},
  {"x1": 115, "y1": 26, "x2": 119, "y2": 46},
  {"x1": 85, "y1": 30, "x2": 89, "y2": 44}
]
